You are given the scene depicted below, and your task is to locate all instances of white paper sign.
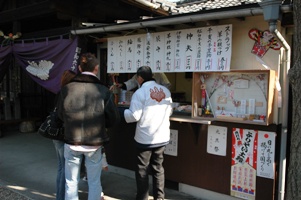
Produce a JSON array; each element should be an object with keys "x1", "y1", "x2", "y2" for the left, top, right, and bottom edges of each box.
[
  {"x1": 257, "y1": 131, "x2": 276, "y2": 179},
  {"x1": 107, "y1": 24, "x2": 232, "y2": 73},
  {"x1": 174, "y1": 30, "x2": 185, "y2": 71},
  {"x1": 194, "y1": 27, "x2": 205, "y2": 71},
  {"x1": 107, "y1": 38, "x2": 117, "y2": 72},
  {"x1": 164, "y1": 129, "x2": 178, "y2": 156},
  {"x1": 216, "y1": 25, "x2": 232, "y2": 71},
  {"x1": 112, "y1": 37, "x2": 126, "y2": 72},
  {"x1": 204, "y1": 26, "x2": 217, "y2": 71},
  {"x1": 125, "y1": 36, "x2": 135, "y2": 72},
  {"x1": 181, "y1": 29, "x2": 195, "y2": 71},
  {"x1": 164, "y1": 31, "x2": 175, "y2": 72},
  {"x1": 134, "y1": 35, "x2": 145, "y2": 71},
  {"x1": 207, "y1": 125, "x2": 227, "y2": 156},
  {"x1": 153, "y1": 32, "x2": 165, "y2": 72},
  {"x1": 144, "y1": 34, "x2": 153, "y2": 68}
]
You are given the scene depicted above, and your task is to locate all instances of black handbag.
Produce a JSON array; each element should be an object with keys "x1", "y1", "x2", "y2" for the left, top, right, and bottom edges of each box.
[{"x1": 38, "y1": 107, "x2": 64, "y2": 140}]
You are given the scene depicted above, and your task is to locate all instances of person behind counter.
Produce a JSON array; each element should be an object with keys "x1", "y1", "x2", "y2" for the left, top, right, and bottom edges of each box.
[
  {"x1": 123, "y1": 66, "x2": 173, "y2": 200},
  {"x1": 116, "y1": 72, "x2": 171, "y2": 91}
]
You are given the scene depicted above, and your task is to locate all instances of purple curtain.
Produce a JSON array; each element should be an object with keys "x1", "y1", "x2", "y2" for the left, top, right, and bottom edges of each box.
[
  {"x1": 0, "y1": 46, "x2": 13, "y2": 82},
  {"x1": 0, "y1": 36, "x2": 79, "y2": 94}
]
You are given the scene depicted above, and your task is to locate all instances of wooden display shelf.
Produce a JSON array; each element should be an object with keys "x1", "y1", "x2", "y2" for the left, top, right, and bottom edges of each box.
[{"x1": 191, "y1": 70, "x2": 275, "y2": 126}]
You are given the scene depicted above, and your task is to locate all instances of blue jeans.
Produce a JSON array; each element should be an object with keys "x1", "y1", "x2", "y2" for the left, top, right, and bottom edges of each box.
[
  {"x1": 53, "y1": 140, "x2": 65, "y2": 200},
  {"x1": 64, "y1": 144, "x2": 103, "y2": 200}
]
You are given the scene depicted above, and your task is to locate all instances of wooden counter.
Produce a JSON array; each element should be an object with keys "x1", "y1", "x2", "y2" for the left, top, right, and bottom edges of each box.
[{"x1": 105, "y1": 107, "x2": 280, "y2": 199}]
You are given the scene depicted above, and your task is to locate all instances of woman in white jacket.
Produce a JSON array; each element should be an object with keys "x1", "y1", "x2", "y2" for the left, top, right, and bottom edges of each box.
[{"x1": 124, "y1": 66, "x2": 173, "y2": 200}]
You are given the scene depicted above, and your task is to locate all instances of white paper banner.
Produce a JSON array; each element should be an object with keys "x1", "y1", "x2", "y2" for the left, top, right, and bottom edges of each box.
[
  {"x1": 257, "y1": 131, "x2": 276, "y2": 179},
  {"x1": 164, "y1": 31, "x2": 175, "y2": 72},
  {"x1": 118, "y1": 37, "x2": 126, "y2": 72},
  {"x1": 107, "y1": 24, "x2": 232, "y2": 73},
  {"x1": 134, "y1": 35, "x2": 145, "y2": 71},
  {"x1": 207, "y1": 125, "x2": 227, "y2": 156},
  {"x1": 153, "y1": 32, "x2": 165, "y2": 72},
  {"x1": 164, "y1": 129, "x2": 178, "y2": 156},
  {"x1": 125, "y1": 36, "x2": 135, "y2": 72}
]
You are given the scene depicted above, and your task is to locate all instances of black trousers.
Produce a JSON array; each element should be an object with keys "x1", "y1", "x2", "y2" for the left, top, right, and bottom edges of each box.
[{"x1": 135, "y1": 146, "x2": 165, "y2": 200}]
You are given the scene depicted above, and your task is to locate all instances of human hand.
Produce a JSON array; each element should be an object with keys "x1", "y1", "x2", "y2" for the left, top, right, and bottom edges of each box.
[
  {"x1": 109, "y1": 85, "x2": 115, "y2": 91},
  {"x1": 110, "y1": 83, "x2": 122, "y2": 92}
]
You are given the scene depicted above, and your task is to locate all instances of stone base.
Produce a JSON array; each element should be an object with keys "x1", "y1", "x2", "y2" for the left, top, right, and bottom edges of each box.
[{"x1": 19, "y1": 121, "x2": 36, "y2": 133}]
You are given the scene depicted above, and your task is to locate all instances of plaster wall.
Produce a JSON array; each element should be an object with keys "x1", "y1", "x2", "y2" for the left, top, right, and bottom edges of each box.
[{"x1": 229, "y1": 15, "x2": 280, "y2": 71}]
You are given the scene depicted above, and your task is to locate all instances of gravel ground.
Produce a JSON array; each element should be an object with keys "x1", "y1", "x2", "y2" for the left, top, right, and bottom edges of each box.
[{"x1": 0, "y1": 186, "x2": 33, "y2": 200}]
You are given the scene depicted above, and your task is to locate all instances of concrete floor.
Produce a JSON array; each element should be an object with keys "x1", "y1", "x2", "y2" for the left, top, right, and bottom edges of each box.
[{"x1": 0, "y1": 127, "x2": 201, "y2": 200}]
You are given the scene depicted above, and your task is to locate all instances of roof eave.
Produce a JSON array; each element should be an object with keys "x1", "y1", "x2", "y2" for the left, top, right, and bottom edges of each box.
[{"x1": 71, "y1": 4, "x2": 292, "y2": 35}]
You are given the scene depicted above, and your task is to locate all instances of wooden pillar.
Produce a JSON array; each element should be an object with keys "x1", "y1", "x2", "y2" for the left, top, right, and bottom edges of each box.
[
  {"x1": 4, "y1": 97, "x2": 11, "y2": 120},
  {"x1": 14, "y1": 96, "x2": 21, "y2": 119}
]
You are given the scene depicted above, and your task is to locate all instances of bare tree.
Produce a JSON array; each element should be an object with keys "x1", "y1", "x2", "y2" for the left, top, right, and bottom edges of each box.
[{"x1": 286, "y1": 0, "x2": 301, "y2": 199}]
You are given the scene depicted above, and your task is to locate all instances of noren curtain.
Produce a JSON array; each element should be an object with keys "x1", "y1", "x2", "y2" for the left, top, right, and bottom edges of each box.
[{"x1": 0, "y1": 36, "x2": 79, "y2": 94}]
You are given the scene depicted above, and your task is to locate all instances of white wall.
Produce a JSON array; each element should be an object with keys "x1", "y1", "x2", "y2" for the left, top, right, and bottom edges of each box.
[{"x1": 229, "y1": 15, "x2": 280, "y2": 71}]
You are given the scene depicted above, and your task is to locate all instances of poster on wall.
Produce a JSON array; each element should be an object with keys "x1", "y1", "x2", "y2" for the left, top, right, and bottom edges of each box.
[
  {"x1": 174, "y1": 30, "x2": 185, "y2": 71},
  {"x1": 164, "y1": 129, "x2": 178, "y2": 156},
  {"x1": 183, "y1": 28, "x2": 197, "y2": 71},
  {"x1": 207, "y1": 125, "x2": 227, "y2": 156},
  {"x1": 134, "y1": 34, "x2": 145, "y2": 71},
  {"x1": 107, "y1": 24, "x2": 232, "y2": 73},
  {"x1": 164, "y1": 31, "x2": 175, "y2": 72},
  {"x1": 194, "y1": 27, "x2": 206, "y2": 71},
  {"x1": 257, "y1": 131, "x2": 276, "y2": 179},
  {"x1": 125, "y1": 35, "x2": 135, "y2": 73},
  {"x1": 153, "y1": 32, "x2": 165, "y2": 72},
  {"x1": 118, "y1": 37, "x2": 126, "y2": 72},
  {"x1": 216, "y1": 25, "x2": 232, "y2": 71},
  {"x1": 231, "y1": 128, "x2": 257, "y2": 200},
  {"x1": 107, "y1": 38, "x2": 116, "y2": 72},
  {"x1": 144, "y1": 33, "x2": 153, "y2": 69}
]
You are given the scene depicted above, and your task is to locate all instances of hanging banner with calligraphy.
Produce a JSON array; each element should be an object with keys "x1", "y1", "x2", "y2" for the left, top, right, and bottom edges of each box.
[
  {"x1": 164, "y1": 31, "x2": 175, "y2": 72},
  {"x1": 174, "y1": 30, "x2": 184, "y2": 72},
  {"x1": 231, "y1": 128, "x2": 257, "y2": 200},
  {"x1": 108, "y1": 37, "x2": 125, "y2": 72},
  {"x1": 125, "y1": 36, "x2": 135, "y2": 72},
  {"x1": 135, "y1": 35, "x2": 144, "y2": 70},
  {"x1": 257, "y1": 131, "x2": 276, "y2": 179},
  {"x1": 153, "y1": 32, "x2": 165, "y2": 72},
  {"x1": 107, "y1": 24, "x2": 232, "y2": 73}
]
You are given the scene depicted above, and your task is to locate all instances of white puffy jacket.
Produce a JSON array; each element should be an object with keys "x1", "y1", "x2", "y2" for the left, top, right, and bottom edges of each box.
[{"x1": 124, "y1": 80, "x2": 173, "y2": 145}]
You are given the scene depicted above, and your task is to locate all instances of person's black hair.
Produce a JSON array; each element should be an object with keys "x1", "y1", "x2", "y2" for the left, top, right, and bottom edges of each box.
[
  {"x1": 136, "y1": 66, "x2": 153, "y2": 81},
  {"x1": 79, "y1": 53, "x2": 99, "y2": 72}
]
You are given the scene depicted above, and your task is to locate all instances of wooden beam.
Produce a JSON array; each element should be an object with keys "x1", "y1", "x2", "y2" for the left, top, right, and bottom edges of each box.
[
  {"x1": 0, "y1": 1, "x2": 55, "y2": 23},
  {"x1": 20, "y1": 26, "x2": 72, "y2": 39},
  {"x1": 53, "y1": 0, "x2": 156, "y2": 22}
]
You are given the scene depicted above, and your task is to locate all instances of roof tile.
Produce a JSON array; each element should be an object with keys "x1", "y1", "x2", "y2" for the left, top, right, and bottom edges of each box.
[
  {"x1": 175, "y1": 0, "x2": 262, "y2": 13},
  {"x1": 137, "y1": 0, "x2": 289, "y2": 15}
]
